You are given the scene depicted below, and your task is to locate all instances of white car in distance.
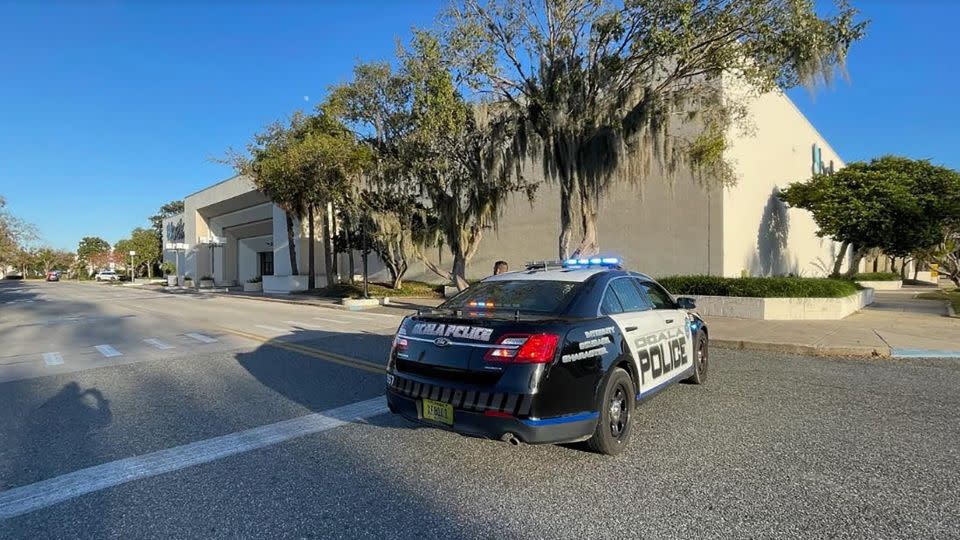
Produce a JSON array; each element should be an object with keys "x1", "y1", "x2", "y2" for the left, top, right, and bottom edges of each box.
[{"x1": 95, "y1": 270, "x2": 120, "y2": 282}]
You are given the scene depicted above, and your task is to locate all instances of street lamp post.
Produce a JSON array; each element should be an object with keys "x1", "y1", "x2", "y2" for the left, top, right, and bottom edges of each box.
[
  {"x1": 129, "y1": 251, "x2": 136, "y2": 283},
  {"x1": 360, "y1": 216, "x2": 369, "y2": 299}
]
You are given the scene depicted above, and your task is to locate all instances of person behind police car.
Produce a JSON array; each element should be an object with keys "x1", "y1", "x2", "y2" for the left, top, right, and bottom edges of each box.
[{"x1": 493, "y1": 260, "x2": 509, "y2": 275}]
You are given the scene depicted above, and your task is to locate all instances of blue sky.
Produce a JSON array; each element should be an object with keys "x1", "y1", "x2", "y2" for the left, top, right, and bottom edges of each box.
[{"x1": 0, "y1": 0, "x2": 957, "y2": 251}]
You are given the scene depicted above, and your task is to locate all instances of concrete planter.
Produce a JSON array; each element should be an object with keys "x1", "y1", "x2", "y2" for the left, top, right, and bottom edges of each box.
[
  {"x1": 166, "y1": 275, "x2": 178, "y2": 286},
  {"x1": 183, "y1": 279, "x2": 194, "y2": 288},
  {"x1": 199, "y1": 279, "x2": 215, "y2": 288},
  {"x1": 688, "y1": 289, "x2": 874, "y2": 320},
  {"x1": 243, "y1": 282, "x2": 262, "y2": 292},
  {"x1": 341, "y1": 297, "x2": 380, "y2": 310},
  {"x1": 856, "y1": 280, "x2": 902, "y2": 290},
  {"x1": 262, "y1": 275, "x2": 308, "y2": 294}
]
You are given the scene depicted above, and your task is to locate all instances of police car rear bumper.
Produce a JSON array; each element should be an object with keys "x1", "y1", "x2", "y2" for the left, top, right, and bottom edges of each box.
[{"x1": 386, "y1": 388, "x2": 597, "y2": 445}]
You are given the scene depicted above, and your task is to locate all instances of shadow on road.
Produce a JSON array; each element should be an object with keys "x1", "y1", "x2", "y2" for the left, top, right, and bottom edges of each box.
[{"x1": 2, "y1": 382, "x2": 112, "y2": 491}]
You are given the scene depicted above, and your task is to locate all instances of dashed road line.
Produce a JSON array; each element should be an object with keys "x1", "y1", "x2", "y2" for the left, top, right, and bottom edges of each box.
[
  {"x1": 42, "y1": 352, "x2": 64, "y2": 366},
  {"x1": 284, "y1": 320, "x2": 325, "y2": 329},
  {"x1": 0, "y1": 396, "x2": 388, "y2": 520},
  {"x1": 310, "y1": 316, "x2": 342, "y2": 324},
  {"x1": 144, "y1": 338, "x2": 174, "y2": 350},
  {"x1": 185, "y1": 332, "x2": 217, "y2": 344},
  {"x1": 255, "y1": 324, "x2": 289, "y2": 333},
  {"x1": 94, "y1": 345, "x2": 122, "y2": 358}
]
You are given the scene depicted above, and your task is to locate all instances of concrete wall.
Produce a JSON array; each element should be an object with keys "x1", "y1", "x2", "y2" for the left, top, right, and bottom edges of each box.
[
  {"x1": 690, "y1": 288, "x2": 874, "y2": 320},
  {"x1": 721, "y1": 83, "x2": 850, "y2": 278},
  {"x1": 404, "y1": 165, "x2": 722, "y2": 283}
]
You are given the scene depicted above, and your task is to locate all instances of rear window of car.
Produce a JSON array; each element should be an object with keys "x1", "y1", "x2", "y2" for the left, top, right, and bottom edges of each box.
[{"x1": 442, "y1": 280, "x2": 581, "y2": 315}]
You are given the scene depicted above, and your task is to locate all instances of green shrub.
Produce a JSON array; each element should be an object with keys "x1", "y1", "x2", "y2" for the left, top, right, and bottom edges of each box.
[
  {"x1": 657, "y1": 275, "x2": 860, "y2": 298},
  {"x1": 312, "y1": 281, "x2": 444, "y2": 299},
  {"x1": 848, "y1": 272, "x2": 901, "y2": 281}
]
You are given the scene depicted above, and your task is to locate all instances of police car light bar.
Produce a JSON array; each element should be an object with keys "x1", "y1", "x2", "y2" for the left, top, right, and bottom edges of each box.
[{"x1": 563, "y1": 257, "x2": 621, "y2": 268}]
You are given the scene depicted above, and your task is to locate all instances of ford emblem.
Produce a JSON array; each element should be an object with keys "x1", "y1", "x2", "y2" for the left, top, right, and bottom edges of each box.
[{"x1": 433, "y1": 337, "x2": 451, "y2": 347}]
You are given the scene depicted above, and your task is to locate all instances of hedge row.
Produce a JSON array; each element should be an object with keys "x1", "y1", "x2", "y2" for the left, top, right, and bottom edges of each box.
[
  {"x1": 848, "y1": 272, "x2": 901, "y2": 281},
  {"x1": 657, "y1": 275, "x2": 861, "y2": 298}
]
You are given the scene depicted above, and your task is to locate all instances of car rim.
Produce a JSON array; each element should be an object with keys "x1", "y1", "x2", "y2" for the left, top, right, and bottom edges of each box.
[
  {"x1": 609, "y1": 385, "x2": 629, "y2": 438},
  {"x1": 697, "y1": 340, "x2": 707, "y2": 376}
]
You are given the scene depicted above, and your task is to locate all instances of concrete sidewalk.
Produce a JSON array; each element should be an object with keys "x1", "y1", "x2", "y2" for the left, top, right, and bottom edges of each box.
[{"x1": 708, "y1": 289, "x2": 960, "y2": 357}]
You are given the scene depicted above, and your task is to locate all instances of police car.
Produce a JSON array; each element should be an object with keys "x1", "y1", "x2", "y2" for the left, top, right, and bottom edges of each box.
[{"x1": 385, "y1": 258, "x2": 708, "y2": 455}]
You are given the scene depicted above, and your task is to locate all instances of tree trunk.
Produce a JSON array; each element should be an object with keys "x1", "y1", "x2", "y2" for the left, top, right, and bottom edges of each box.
[
  {"x1": 831, "y1": 240, "x2": 850, "y2": 276},
  {"x1": 285, "y1": 211, "x2": 299, "y2": 276},
  {"x1": 452, "y1": 253, "x2": 469, "y2": 291},
  {"x1": 322, "y1": 204, "x2": 335, "y2": 288},
  {"x1": 414, "y1": 245, "x2": 454, "y2": 287},
  {"x1": 307, "y1": 205, "x2": 316, "y2": 290},
  {"x1": 572, "y1": 190, "x2": 599, "y2": 258},
  {"x1": 558, "y1": 179, "x2": 574, "y2": 259},
  {"x1": 845, "y1": 245, "x2": 869, "y2": 277}
]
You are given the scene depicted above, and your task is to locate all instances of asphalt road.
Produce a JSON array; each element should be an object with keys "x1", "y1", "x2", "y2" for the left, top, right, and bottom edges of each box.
[{"x1": 1, "y1": 280, "x2": 958, "y2": 538}]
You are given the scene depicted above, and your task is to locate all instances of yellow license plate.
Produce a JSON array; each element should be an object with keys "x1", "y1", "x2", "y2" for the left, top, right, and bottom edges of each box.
[{"x1": 422, "y1": 398, "x2": 454, "y2": 425}]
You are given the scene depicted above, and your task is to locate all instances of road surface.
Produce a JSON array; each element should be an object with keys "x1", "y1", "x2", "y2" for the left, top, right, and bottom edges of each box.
[{"x1": 1, "y1": 280, "x2": 958, "y2": 538}]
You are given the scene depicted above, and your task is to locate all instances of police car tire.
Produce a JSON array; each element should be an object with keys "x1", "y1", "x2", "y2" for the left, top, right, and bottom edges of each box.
[
  {"x1": 684, "y1": 331, "x2": 708, "y2": 385},
  {"x1": 586, "y1": 368, "x2": 635, "y2": 456}
]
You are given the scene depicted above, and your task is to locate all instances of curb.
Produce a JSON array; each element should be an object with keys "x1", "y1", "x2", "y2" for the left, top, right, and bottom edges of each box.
[{"x1": 711, "y1": 338, "x2": 890, "y2": 358}]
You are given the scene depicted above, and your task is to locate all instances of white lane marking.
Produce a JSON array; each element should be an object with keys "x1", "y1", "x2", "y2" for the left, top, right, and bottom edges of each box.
[
  {"x1": 311, "y1": 316, "x2": 343, "y2": 324},
  {"x1": 94, "y1": 345, "x2": 122, "y2": 358},
  {"x1": 255, "y1": 324, "x2": 289, "y2": 333},
  {"x1": 42, "y1": 352, "x2": 64, "y2": 366},
  {"x1": 284, "y1": 320, "x2": 325, "y2": 329},
  {"x1": 143, "y1": 338, "x2": 174, "y2": 350},
  {"x1": 0, "y1": 396, "x2": 388, "y2": 520},
  {"x1": 185, "y1": 332, "x2": 217, "y2": 344}
]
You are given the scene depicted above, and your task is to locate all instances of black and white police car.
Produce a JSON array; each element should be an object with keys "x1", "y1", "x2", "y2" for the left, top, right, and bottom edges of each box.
[{"x1": 385, "y1": 257, "x2": 708, "y2": 455}]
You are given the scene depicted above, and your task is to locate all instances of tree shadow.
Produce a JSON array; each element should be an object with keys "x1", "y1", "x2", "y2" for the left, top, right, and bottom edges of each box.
[{"x1": 753, "y1": 187, "x2": 792, "y2": 276}]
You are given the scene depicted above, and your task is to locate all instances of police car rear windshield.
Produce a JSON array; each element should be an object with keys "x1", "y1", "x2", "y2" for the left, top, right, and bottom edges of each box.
[{"x1": 442, "y1": 280, "x2": 581, "y2": 315}]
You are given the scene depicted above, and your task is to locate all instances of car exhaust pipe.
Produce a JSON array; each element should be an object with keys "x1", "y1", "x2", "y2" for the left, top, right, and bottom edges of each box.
[{"x1": 500, "y1": 432, "x2": 521, "y2": 446}]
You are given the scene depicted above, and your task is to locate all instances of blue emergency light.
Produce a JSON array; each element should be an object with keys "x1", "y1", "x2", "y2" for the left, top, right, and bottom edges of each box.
[{"x1": 563, "y1": 257, "x2": 621, "y2": 268}]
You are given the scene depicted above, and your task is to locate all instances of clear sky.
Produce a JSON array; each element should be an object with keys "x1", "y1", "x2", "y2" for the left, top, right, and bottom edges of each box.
[{"x1": 1, "y1": 0, "x2": 957, "y2": 251}]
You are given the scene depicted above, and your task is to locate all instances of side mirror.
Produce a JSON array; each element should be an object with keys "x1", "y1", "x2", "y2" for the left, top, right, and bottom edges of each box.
[{"x1": 676, "y1": 297, "x2": 696, "y2": 310}]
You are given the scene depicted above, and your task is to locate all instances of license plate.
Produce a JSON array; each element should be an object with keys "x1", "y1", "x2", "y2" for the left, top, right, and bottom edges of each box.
[{"x1": 422, "y1": 398, "x2": 454, "y2": 425}]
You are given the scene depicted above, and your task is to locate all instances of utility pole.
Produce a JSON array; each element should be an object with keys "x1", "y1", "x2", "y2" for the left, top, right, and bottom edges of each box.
[{"x1": 129, "y1": 251, "x2": 136, "y2": 282}]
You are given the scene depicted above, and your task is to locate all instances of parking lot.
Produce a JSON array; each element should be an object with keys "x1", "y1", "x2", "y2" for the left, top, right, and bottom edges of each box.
[{"x1": 1, "y1": 280, "x2": 958, "y2": 538}]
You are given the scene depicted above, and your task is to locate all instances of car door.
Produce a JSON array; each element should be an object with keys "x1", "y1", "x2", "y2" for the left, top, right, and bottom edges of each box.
[
  {"x1": 599, "y1": 278, "x2": 662, "y2": 395},
  {"x1": 635, "y1": 279, "x2": 693, "y2": 386}
]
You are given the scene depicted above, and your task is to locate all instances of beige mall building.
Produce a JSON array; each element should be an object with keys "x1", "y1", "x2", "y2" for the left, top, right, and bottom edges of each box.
[{"x1": 163, "y1": 87, "x2": 855, "y2": 293}]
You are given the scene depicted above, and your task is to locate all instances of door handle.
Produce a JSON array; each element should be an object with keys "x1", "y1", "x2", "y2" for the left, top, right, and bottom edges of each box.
[
  {"x1": 665, "y1": 319, "x2": 674, "y2": 324},
  {"x1": 625, "y1": 326, "x2": 638, "y2": 332}
]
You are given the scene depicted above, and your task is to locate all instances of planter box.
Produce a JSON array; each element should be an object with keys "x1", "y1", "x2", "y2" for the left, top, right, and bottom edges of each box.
[
  {"x1": 341, "y1": 297, "x2": 380, "y2": 310},
  {"x1": 183, "y1": 280, "x2": 194, "y2": 288},
  {"x1": 243, "y1": 282, "x2": 262, "y2": 292},
  {"x1": 166, "y1": 275, "x2": 178, "y2": 286},
  {"x1": 262, "y1": 275, "x2": 308, "y2": 294},
  {"x1": 688, "y1": 289, "x2": 874, "y2": 320},
  {"x1": 199, "y1": 279, "x2": 215, "y2": 288},
  {"x1": 856, "y1": 280, "x2": 902, "y2": 290}
]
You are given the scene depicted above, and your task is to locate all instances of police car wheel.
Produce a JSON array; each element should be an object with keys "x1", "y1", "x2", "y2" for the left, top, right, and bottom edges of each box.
[
  {"x1": 586, "y1": 368, "x2": 635, "y2": 456},
  {"x1": 684, "y1": 332, "x2": 708, "y2": 385}
]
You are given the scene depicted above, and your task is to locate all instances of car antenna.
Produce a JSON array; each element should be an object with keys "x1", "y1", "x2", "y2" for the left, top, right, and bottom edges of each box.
[{"x1": 514, "y1": 309, "x2": 520, "y2": 321}]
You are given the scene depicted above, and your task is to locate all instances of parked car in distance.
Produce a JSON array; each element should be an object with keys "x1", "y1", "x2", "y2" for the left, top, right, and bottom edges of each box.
[
  {"x1": 46, "y1": 271, "x2": 60, "y2": 282},
  {"x1": 95, "y1": 270, "x2": 120, "y2": 282}
]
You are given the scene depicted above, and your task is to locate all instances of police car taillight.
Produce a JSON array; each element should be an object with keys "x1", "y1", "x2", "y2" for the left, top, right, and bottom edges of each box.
[
  {"x1": 393, "y1": 336, "x2": 409, "y2": 352},
  {"x1": 485, "y1": 334, "x2": 560, "y2": 364}
]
